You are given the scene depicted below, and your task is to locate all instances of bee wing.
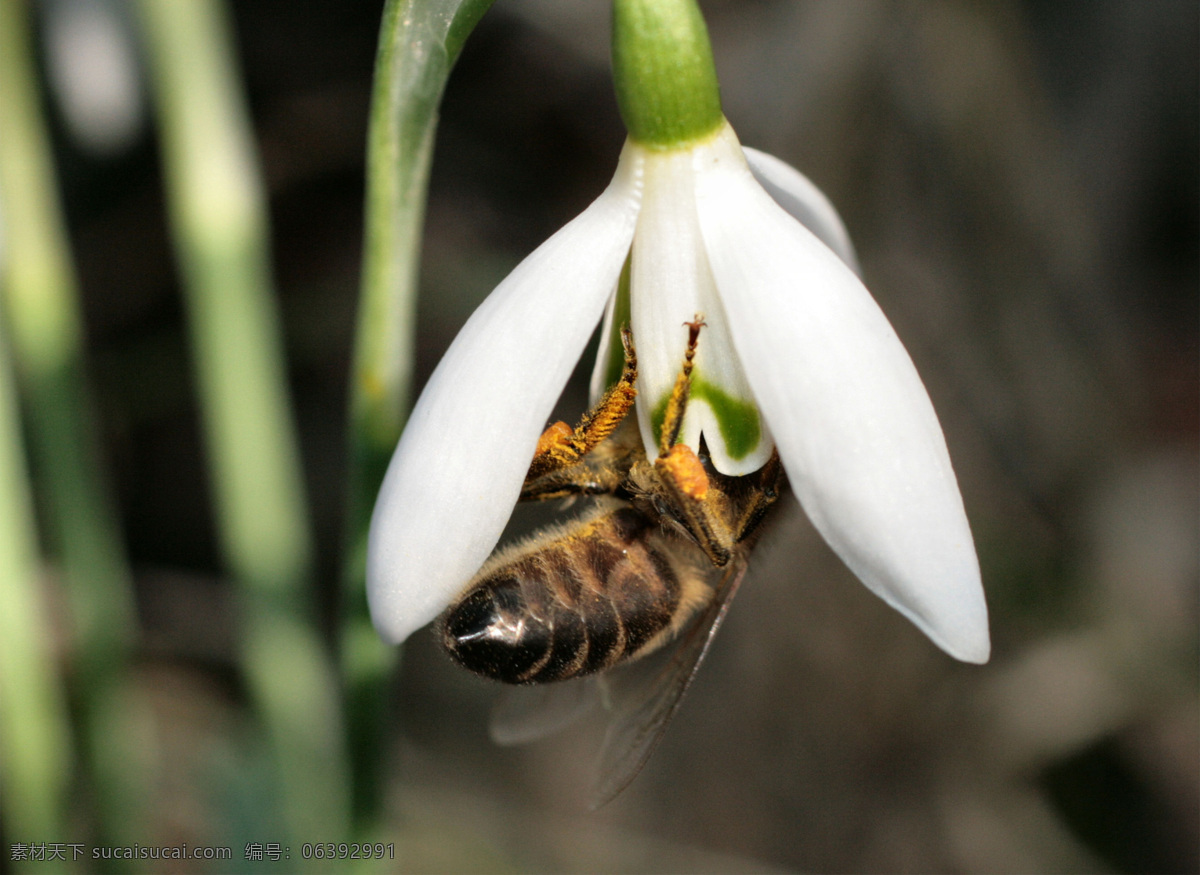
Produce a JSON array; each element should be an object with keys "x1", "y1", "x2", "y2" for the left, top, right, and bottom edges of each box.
[
  {"x1": 589, "y1": 554, "x2": 750, "y2": 808},
  {"x1": 489, "y1": 677, "x2": 600, "y2": 746}
]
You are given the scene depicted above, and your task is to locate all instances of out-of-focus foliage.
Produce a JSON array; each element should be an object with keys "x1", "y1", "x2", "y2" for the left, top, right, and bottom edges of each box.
[{"x1": 0, "y1": 0, "x2": 1194, "y2": 872}]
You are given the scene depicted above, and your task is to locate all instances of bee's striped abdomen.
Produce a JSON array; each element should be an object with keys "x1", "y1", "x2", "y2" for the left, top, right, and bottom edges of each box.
[{"x1": 441, "y1": 507, "x2": 687, "y2": 684}]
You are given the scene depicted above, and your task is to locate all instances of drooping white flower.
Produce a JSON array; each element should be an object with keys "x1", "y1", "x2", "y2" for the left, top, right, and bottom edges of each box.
[
  {"x1": 367, "y1": 118, "x2": 989, "y2": 663},
  {"x1": 366, "y1": 0, "x2": 989, "y2": 664}
]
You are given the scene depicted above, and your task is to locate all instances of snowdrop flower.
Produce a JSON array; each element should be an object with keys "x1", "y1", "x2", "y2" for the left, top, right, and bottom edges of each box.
[{"x1": 368, "y1": 0, "x2": 989, "y2": 663}]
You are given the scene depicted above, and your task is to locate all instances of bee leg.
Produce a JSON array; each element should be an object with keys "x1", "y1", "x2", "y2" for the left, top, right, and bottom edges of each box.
[
  {"x1": 522, "y1": 326, "x2": 638, "y2": 498},
  {"x1": 653, "y1": 444, "x2": 735, "y2": 567},
  {"x1": 519, "y1": 459, "x2": 630, "y2": 503},
  {"x1": 644, "y1": 316, "x2": 741, "y2": 567},
  {"x1": 656, "y1": 316, "x2": 704, "y2": 456}
]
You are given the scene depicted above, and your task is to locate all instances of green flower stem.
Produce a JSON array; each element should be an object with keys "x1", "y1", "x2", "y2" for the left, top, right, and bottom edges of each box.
[
  {"x1": 0, "y1": 0, "x2": 149, "y2": 848},
  {"x1": 345, "y1": 0, "x2": 493, "y2": 829},
  {"x1": 612, "y1": 0, "x2": 723, "y2": 148},
  {"x1": 135, "y1": 0, "x2": 348, "y2": 847}
]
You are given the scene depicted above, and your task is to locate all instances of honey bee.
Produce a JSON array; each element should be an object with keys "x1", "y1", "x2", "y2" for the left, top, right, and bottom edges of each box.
[{"x1": 439, "y1": 319, "x2": 784, "y2": 805}]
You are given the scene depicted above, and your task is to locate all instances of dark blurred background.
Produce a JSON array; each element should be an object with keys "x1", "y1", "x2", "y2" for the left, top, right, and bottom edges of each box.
[{"x1": 29, "y1": 0, "x2": 1198, "y2": 871}]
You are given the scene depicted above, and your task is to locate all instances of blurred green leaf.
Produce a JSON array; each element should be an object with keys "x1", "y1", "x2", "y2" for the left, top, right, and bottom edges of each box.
[{"x1": 136, "y1": 0, "x2": 349, "y2": 851}]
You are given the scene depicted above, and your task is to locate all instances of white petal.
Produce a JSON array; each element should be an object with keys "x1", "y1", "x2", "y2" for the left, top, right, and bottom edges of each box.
[
  {"x1": 697, "y1": 129, "x2": 989, "y2": 663},
  {"x1": 587, "y1": 279, "x2": 624, "y2": 405},
  {"x1": 630, "y1": 139, "x2": 773, "y2": 474},
  {"x1": 629, "y1": 145, "x2": 706, "y2": 457},
  {"x1": 744, "y1": 146, "x2": 861, "y2": 276},
  {"x1": 367, "y1": 146, "x2": 643, "y2": 644}
]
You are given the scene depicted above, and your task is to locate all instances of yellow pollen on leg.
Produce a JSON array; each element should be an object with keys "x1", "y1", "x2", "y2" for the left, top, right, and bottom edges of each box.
[
  {"x1": 656, "y1": 444, "x2": 709, "y2": 500},
  {"x1": 534, "y1": 421, "x2": 574, "y2": 459}
]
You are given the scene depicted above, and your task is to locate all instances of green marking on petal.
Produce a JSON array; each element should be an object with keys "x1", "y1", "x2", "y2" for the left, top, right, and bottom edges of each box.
[
  {"x1": 650, "y1": 392, "x2": 670, "y2": 448},
  {"x1": 694, "y1": 377, "x2": 761, "y2": 459},
  {"x1": 649, "y1": 375, "x2": 762, "y2": 461},
  {"x1": 601, "y1": 255, "x2": 633, "y2": 390}
]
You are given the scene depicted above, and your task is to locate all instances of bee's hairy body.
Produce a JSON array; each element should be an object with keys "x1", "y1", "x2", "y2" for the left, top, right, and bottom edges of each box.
[
  {"x1": 439, "y1": 321, "x2": 781, "y2": 704},
  {"x1": 443, "y1": 502, "x2": 711, "y2": 684}
]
